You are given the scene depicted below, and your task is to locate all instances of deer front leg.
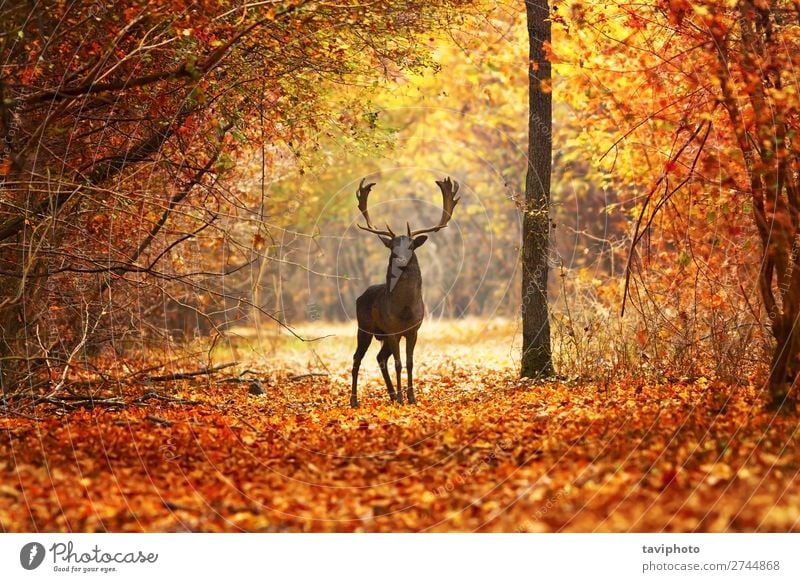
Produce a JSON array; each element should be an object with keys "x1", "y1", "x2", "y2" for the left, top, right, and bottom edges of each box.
[
  {"x1": 387, "y1": 336, "x2": 403, "y2": 404},
  {"x1": 351, "y1": 330, "x2": 372, "y2": 408},
  {"x1": 376, "y1": 341, "x2": 397, "y2": 401},
  {"x1": 406, "y1": 330, "x2": 418, "y2": 404}
]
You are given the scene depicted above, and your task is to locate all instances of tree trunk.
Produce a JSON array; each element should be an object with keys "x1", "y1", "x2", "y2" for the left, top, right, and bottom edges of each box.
[
  {"x1": 767, "y1": 257, "x2": 800, "y2": 409},
  {"x1": 718, "y1": 1, "x2": 800, "y2": 410},
  {"x1": 521, "y1": 0, "x2": 554, "y2": 378}
]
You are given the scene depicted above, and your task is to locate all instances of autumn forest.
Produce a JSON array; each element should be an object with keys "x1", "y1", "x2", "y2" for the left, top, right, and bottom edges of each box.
[{"x1": 1, "y1": 0, "x2": 800, "y2": 533}]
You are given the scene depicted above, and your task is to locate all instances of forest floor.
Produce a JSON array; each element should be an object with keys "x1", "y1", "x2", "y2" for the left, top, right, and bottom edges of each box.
[{"x1": 1, "y1": 319, "x2": 798, "y2": 532}]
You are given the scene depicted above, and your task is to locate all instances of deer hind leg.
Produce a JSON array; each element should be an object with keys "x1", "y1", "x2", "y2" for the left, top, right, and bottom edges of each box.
[
  {"x1": 386, "y1": 336, "x2": 403, "y2": 404},
  {"x1": 376, "y1": 341, "x2": 397, "y2": 402},
  {"x1": 405, "y1": 330, "x2": 418, "y2": 404},
  {"x1": 351, "y1": 329, "x2": 373, "y2": 408}
]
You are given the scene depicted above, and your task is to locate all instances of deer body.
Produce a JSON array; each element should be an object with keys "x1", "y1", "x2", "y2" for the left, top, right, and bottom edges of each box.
[
  {"x1": 350, "y1": 178, "x2": 459, "y2": 407},
  {"x1": 357, "y1": 251, "x2": 424, "y2": 337}
]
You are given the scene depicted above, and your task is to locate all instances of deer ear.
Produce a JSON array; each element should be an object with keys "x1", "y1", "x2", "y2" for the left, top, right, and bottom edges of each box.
[
  {"x1": 413, "y1": 235, "x2": 428, "y2": 248},
  {"x1": 379, "y1": 236, "x2": 393, "y2": 248}
]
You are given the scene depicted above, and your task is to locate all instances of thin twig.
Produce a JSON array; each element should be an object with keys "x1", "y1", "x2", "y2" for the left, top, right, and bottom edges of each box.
[
  {"x1": 288, "y1": 372, "x2": 329, "y2": 381},
  {"x1": 621, "y1": 120, "x2": 711, "y2": 316},
  {"x1": 145, "y1": 361, "x2": 238, "y2": 382},
  {"x1": 133, "y1": 391, "x2": 200, "y2": 406},
  {"x1": 145, "y1": 415, "x2": 173, "y2": 426},
  {"x1": 236, "y1": 416, "x2": 260, "y2": 433}
]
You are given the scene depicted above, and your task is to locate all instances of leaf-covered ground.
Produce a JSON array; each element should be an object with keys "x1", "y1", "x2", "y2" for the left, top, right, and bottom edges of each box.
[{"x1": 1, "y1": 319, "x2": 798, "y2": 532}]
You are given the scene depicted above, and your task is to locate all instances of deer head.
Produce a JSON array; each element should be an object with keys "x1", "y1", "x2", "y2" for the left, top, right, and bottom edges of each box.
[{"x1": 356, "y1": 177, "x2": 460, "y2": 288}]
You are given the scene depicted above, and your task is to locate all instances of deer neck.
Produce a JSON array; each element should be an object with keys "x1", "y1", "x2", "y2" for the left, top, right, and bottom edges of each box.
[{"x1": 385, "y1": 254, "x2": 422, "y2": 302}]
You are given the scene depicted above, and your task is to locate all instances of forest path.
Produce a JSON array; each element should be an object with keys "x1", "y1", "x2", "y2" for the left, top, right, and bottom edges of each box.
[{"x1": 0, "y1": 319, "x2": 797, "y2": 532}]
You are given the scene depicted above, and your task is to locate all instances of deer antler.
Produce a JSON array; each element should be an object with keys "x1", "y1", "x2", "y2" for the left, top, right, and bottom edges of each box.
[
  {"x1": 410, "y1": 177, "x2": 460, "y2": 237},
  {"x1": 356, "y1": 178, "x2": 395, "y2": 238}
]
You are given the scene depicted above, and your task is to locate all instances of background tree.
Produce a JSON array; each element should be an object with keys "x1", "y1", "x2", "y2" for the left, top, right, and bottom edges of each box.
[
  {"x1": 556, "y1": 0, "x2": 800, "y2": 406},
  {"x1": 0, "y1": 0, "x2": 472, "y2": 393},
  {"x1": 521, "y1": 0, "x2": 554, "y2": 377}
]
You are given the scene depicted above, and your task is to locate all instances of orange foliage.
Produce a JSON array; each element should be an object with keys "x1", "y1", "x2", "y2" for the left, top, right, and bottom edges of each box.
[{"x1": 0, "y1": 321, "x2": 797, "y2": 532}]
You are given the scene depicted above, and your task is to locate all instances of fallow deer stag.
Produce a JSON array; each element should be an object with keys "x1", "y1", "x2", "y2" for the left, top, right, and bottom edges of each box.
[{"x1": 350, "y1": 177, "x2": 460, "y2": 407}]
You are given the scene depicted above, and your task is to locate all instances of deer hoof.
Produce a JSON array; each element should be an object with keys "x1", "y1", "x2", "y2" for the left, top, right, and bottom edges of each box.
[
  {"x1": 388, "y1": 392, "x2": 397, "y2": 402},
  {"x1": 350, "y1": 397, "x2": 359, "y2": 408},
  {"x1": 407, "y1": 394, "x2": 417, "y2": 405}
]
